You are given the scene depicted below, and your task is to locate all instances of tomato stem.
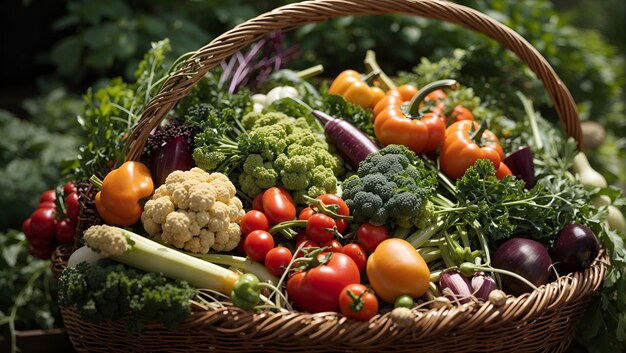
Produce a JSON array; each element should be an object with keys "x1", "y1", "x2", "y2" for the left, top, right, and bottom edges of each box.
[
  {"x1": 407, "y1": 79, "x2": 458, "y2": 117},
  {"x1": 268, "y1": 220, "x2": 307, "y2": 236},
  {"x1": 302, "y1": 195, "x2": 353, "y2": 221}
]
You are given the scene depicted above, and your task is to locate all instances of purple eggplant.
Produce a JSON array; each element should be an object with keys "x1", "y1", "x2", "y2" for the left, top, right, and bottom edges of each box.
[
  {"x1": 492, "y1": 238, "x2": 553, "y2": 296},
  {"x1": 471, "y1": 272, "x2": 497, "y2": 301},
  {"x1": 150, "y1": 135, "x2": 195, "y2": 186},
  {"x1": 550, "y1": 223, "x2": 600, "y2": 275},
  {"x1": 311, "y1": 110, "x2": 380, "y2": 169},
  {"x1": 503, "y1": 146, "x2": 536, "y2": 189},
  {"x1": 439, "y1": 270, "x2": 473, "y2": 304}
]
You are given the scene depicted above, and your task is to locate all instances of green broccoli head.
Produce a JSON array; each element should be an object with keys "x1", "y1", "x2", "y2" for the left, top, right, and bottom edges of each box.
[{"x1": 341, "y1": 145, "x2": 437, "y2": 230}]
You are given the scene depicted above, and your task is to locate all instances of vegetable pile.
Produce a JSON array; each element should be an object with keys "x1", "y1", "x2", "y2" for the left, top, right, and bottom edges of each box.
[{"x1": 35, "y1": 38, "x2": 625, "y2": 348}]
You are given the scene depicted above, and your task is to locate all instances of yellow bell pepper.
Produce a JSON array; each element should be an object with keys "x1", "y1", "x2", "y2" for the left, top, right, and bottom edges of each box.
[{"x1": 328, "y1": 69, "x2": 385, "y2": 109}]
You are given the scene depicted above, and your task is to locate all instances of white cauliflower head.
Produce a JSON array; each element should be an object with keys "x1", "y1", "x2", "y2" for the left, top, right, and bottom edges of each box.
[{"x1": 141, "y1": 168, "x2": 244, "y2": 253}]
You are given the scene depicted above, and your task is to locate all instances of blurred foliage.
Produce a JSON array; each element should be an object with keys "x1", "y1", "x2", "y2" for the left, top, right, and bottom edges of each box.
[
  {"x1": 0, "y1": 230, "x2": 61, "y2": 334},
  {"x1": 0, "y1": 109, "x2": 81, "y2": 232}
]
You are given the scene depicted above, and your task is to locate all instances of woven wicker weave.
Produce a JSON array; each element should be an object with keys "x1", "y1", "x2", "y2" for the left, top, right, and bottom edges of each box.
[{"x1": 54, "y1": 0, "x2": 607, "y2": 352}]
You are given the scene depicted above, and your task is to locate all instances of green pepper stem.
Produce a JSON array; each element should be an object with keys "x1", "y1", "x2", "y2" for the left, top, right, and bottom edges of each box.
[
  {"x1": 407, "y1": 79, "x2": 458, "y2": 117},
  {"x1": 297, "y1": 64, "x2": 325, "y2": 80},
  {"x1": 363, "y1": 50, "x2": 397, "y2": 91}
]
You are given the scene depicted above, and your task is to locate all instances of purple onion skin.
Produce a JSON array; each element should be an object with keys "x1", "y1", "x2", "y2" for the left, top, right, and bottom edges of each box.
[
  {"x1": 439, "y1": 270, "x2": 473, "y2": 304},
  {"x1": 311, "y1": 110, "x2": 380, "y2": 169},
  {"x1": 471, "y1": 272, "x2": 497, "y2": 301},
  {"x1": 550, "y1": 223, "x2": 600, "y2": 275},
  {"x1": 492, "y1": 238, "x2": 553, "y2": 296},
  {"x1": 503, "y1": 146, "x2": 536, "y2": 189},
  {"x1": 150, "y1": 135, "x2": 195, "y2": 187}
]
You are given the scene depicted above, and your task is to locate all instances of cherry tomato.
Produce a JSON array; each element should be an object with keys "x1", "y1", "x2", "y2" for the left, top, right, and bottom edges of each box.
[
  {"x1": 240, "y1": 210, "x2": 270, "y2": 236},
  {"x1": 65, "y1": 192, "x2": 80, "y2": 223},
  {"x1": 321, "y1": 239, "x2": 343, "y2": 253},
  {"x1": 262, "y1": 187, "x2": 296, "y2": 225},
  {"x1": 341, "y1": 243, "x2": 367, "y2": 272},
  {"x1": 286, "y1": 252, "x2": 361, "y2": 313},
  {"x1": 55, "y1": 219, "x2": 76, "y2": 244},
  {"x1": 306, "y1": 213, "x2": 336, "y2": 243},
  {"x1": 264, "y1": 246, "x2": 293, "y2": 277},
  {"x1": 63, "y1": 182, "x2": 77, "y2": 195},
  {"x1": 29, "y1": 208, "x2": 57, "y2": 247},
  {"x1": 39, "y1": 189, "x2": 56, "y2": 203},
  {"x1": 244, "y1": 230, "x2": 275, "y2": 262},
  {"x1": 315, "y1": 194, "x2": 350, "y2": 233},
  {"x1": 298, "y1": 207, "x2": 316, "y2": 221},
  {"x1": 338, "y1": 284, "x2": 379, "y2": 321},
  {"x1": 37, "y1": 201, "x2": 56, "y2": 210},
  {"x1": 252, "y1": 192, "x2": 265, "y2": 212},
  {"x1": 357, "y1": 223, "x2": 389, "y2": 253}
]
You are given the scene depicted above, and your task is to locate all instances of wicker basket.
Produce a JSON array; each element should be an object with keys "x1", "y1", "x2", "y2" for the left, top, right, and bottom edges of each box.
[{"x1": 53, "y1": 0, "x2": 608, "y2": 352}]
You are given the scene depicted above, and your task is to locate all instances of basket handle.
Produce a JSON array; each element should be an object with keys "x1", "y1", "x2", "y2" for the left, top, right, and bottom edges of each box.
[{"x1": 125, "y1": 0, "x2": 582, "y2": 161}]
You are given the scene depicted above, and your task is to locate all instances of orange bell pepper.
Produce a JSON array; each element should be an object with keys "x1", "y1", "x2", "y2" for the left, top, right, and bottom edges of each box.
[
  {"x1": 328, "y1": 70, "x2": 385, "y2": 109},
  {"x1": 366, "y1": 238, "x2": 430, "y2": 303},
  {"x1": 95, "y1": 161, "x2": 154, "y2": 226},
  {"x1": 373, "y1": 80, "x2": 459, "y2": 154},
  {"x1": 439, "y1": 120, "x2": 512, "y2": 180}
]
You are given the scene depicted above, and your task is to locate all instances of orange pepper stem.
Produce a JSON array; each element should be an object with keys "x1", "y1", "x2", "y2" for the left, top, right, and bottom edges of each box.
[
  {"x1": 89, "y1": 175, "x2": 103, "y2": 189},
  {"x1": 469, "y1": 119, "x2": 490, "y2": 145},
  {"x1": 407, "y1": 79, "x2": 459, "y2": 117},
  {"x1": 363, "y1": 50, "x2": 396, "y2": 91},
  {"x1": 361, "y1": 70, "x2": 380, "y2": 85}
]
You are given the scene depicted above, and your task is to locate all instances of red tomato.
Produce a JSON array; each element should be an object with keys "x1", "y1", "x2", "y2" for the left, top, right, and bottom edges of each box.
[
  {"x1": 65, "y1": 192, "x2": 80, "y2": 223},
  {"x1": 39, "y1": 189, "x2": 56, "y2": 203},
  {"x1": 63, "y1": 182, "x2": 77, "y2": 195},
  {"x1": 29, "y1": 208, "x2": 57, "y2": 247},
  {"x1": 306, "y1": 213, "x2": 336, "y2": 243},
  {"x1": 240, "y1": 210, "x2": 270, "y2": 236},
  {"x1": 55, "y1": 219, "x2": 76, "y2": 244},
  {"x1": 338, "y1": 284, "x2": 379, "y2": 321},
  {"x1": 294, "y1": 230, "x2": 308, "y2": 244},
  {"x1": 294, "y1": 239, "x2": 320, "y2": 259},
  {"x1": 341, "y1": 243, "x2": 367, "y2": 272},
  {"x1": 244, "y1": 230, "x2": 275, "y2": 262},
  {"x1": 262, "y1": 187, "x2": 296, "y2": 225},
  {"x1": 321, "y1": 239, "x2": 343, "y2": 253},
  {"x1": 252, "y1": 192, "x2": 265, "y2": 212},
  {"x1": 28, "y1": 245, "x2": 53, "y2": 260},
  {"x1": 37, "y1": 201, "x2": 56, "y2": 210},
  {"x1": 286, "y1": 252, "x2": 361, "y2": 313},
  {"x1": 316, "y1": 194, "x2": 350, "y2": 233},
  {"x1": 357, "y1": 223, "x2": 389, "y2": 253},
  {"x1": 264, "y1": 246, "x2": 293, "y2": 277},
  {"x1": 22, "y1": 218, "x2": 32, "y2": 240},
  {"x1": 298, "y1": 207, "x2": 316, "y2": 221}
]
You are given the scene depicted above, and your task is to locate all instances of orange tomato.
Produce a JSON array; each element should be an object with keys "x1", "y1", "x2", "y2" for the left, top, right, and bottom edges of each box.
[{"x1": 366, "y1": 238, "x2": 430, "y2": 303}]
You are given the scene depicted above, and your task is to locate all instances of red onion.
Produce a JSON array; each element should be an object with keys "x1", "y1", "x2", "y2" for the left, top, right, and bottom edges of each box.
[
  {"x1": 471, "y1": 272, "x2": 497, "y2": 301},
  {"x1": 550, "y1": 223, "x2": 600, "y2": 274},
  {"x1": 492, "y1": 238, "x2": 553, "y2": 296},
  {"x1": 438, "y1": 270, "x2": 473, "y2": 304}
]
